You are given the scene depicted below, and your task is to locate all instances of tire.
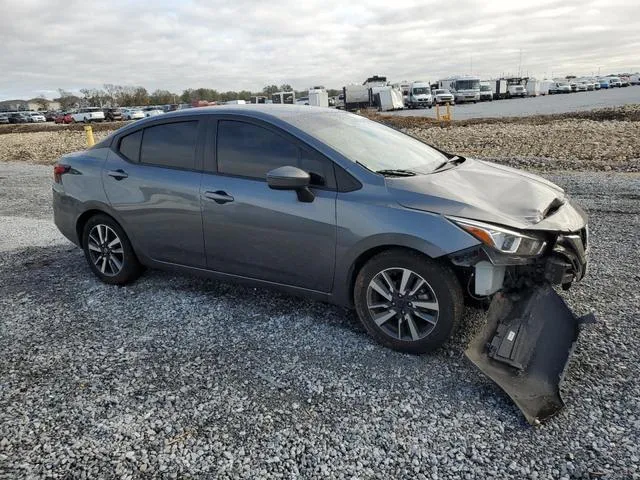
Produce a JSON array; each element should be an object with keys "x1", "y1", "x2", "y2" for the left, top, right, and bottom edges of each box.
[
  {"x1": 354, "y1": 249, "x2": 464, "y2": 354},
  {"x1": 82, "y1": 214, "x2": 143, "y2": 285}
]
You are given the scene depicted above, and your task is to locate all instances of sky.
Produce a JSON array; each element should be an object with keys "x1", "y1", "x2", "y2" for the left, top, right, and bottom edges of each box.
[{"x1": 1, "y1": 0, "x2": 639, "y2": 100}]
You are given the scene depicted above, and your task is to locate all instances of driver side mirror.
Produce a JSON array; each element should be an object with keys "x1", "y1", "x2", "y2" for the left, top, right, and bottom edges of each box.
[{"x1": 267, "y1": 166, "x2": 315, "y2": 203}]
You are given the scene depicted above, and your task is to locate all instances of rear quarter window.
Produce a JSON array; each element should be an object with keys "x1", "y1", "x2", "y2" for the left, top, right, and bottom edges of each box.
[
  {"x1": 118, "y1": 130, "x2": 142, "y2": 162},
  {"x1": 140, "y1": 121, "x2": 199, "y2": 170}
]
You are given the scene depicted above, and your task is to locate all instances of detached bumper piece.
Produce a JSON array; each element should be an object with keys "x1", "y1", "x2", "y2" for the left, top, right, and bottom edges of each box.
[{"x1": 466, "y1": 284, "x2": 595, "y2": 425}]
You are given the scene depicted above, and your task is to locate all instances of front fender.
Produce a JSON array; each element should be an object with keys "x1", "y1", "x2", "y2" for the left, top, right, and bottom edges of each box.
[{"x1": 330, "y1": 194, "x2": 480, "y2": 306}]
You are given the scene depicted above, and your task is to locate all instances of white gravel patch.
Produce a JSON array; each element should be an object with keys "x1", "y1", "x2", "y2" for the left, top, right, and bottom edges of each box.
[
  {"x1": 1, "y1": 164, "x2": 639, "y2": 479},
  {"x1": 0, "y1": 216, "x2": 70, "y2": 252}
]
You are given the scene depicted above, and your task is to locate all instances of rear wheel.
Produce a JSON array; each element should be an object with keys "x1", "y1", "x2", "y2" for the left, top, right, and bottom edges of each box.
[
  {"x1": 82, "y1": 214, "x2": 143, "y2": 285},
  {"x1": 354, "y1": 249, "x2": 463, "y2": 354}
]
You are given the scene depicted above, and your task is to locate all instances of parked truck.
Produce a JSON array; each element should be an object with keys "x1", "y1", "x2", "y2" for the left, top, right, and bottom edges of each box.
[
  {"x1": 308, "y1": 87, "x2": 329, "y2": 107},
  {"x1": 439, "y1": 76, "x2": 481, "y2": 103},
  {"x1": 342, "y1": 84, "x2": 372, "y2": 111},
  {"x1": 272, "y1": 92, "x2": 295, "y2": 104},
  {"x1": 405, "y1": 81, "x2": 433, "y2": 108},
  {"x1": 489, "y1": 79, "x2": 508, "y2": 100}
]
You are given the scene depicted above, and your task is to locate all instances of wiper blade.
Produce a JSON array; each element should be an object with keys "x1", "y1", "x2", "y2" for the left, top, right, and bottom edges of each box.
[
  {"x1": 433, "y1": 155, "x2": 463, "y2": 171},
  {"x1": 375, "y1": 169, "x2": 417, "y2": 177}
]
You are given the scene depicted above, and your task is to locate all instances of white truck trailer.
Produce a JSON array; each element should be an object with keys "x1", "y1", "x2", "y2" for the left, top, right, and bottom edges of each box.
[
  {"x1": 308, "y1": 87, "x2": 329, "y2": 107},
  {"x1": 272, "y1": 92, "x2": 295, "y2": 104},
  {"x1": 489, "y1": 79, "x2": 508, "y2": 100}
]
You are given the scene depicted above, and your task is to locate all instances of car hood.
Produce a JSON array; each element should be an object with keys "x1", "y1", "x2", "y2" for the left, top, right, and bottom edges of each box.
[{"x1": 387, "y1": 158, "x2": 586, "y2": 232}]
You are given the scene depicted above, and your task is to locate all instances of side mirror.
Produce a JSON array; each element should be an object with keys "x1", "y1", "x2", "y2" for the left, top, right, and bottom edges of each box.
[{"x1": 267, "y1": 166, "x2": 315, "y2": 202}]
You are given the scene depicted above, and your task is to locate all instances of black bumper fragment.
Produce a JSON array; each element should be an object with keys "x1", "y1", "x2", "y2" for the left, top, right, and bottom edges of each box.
[{"x1": 466, "y1": 284, "x2": 595, "y2": 424}]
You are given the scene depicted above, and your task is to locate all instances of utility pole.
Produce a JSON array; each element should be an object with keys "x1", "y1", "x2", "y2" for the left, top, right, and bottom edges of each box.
[{"x1": 518, "y1": 49, "x2": 523, "y2": 78}]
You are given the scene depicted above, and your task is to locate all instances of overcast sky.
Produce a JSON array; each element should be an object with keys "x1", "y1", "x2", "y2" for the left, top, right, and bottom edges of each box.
[{"x1": 1, "y1": 0, "x2": 639, "y2": 100}]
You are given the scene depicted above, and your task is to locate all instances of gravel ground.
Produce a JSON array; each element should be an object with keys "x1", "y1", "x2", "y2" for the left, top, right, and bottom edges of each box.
[
  {"x1": 1, "y1": 162, "x2": 639, "y2": 479},
  {"x1": 1, "y1": 106, "x2": 639, "y2": 172}
]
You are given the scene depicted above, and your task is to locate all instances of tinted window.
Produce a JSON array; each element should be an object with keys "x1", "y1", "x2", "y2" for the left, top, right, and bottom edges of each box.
[
  {"x1": 140, "y1": 121, "x2": 198, "y2": 169},
  {"x1": 118, "y1": 130, "x2": 142, "y2": 162},
  {"x1": 217, "y1": 121, "x2": 299, "y2": 179},
  {"x1": 299, "y1": 147, "x2": 335, "y2": 189}
]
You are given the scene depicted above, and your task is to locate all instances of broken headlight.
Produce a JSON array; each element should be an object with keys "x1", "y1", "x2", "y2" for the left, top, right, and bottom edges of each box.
[{"x1": 449, "y1": 217, "x2": 546, "y2": 256}]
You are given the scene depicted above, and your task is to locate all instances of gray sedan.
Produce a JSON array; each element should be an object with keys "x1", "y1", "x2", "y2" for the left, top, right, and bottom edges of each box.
[{"x1": 52, "y1": 106, "x2": 590, "y2": 423}]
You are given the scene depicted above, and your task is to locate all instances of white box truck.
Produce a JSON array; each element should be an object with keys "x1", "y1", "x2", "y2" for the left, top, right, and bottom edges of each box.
[
  {"x1": 526, "y1": 79, "x2": 541, "y2": 97},
  {"x1": 308, "y1": 87, "x2": 329, "y2": 107}
]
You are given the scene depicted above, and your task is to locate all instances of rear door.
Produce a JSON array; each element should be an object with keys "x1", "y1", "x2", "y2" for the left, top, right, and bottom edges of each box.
[
  {"x1": 200, "y1": 117, "x2": 337, "y2": 292},
  {"x1": 102, "y1": 117, "x2": 207, "y2": 267}
]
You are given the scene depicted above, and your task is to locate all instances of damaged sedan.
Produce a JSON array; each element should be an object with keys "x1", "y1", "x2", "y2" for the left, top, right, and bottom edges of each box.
[{"x1": 52, "y1": 105, "x2": 592, "y2": 424}]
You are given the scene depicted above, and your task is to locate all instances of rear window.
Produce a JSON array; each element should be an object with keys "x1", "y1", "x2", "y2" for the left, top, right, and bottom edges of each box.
[{"x1": 140, "y1": 121, "x2": 198, "y2": 170}]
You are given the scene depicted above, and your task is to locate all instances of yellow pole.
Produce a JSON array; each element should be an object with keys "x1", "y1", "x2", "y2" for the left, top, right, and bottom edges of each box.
[
  {"x1": 446, "y1": 103, "x2": 452, "y2": 123},
  {"x1": 84, "y1": 125, "x2": 95, "y2": 147},
  {"x1": 435, "y1": 103, "x2": 440, "y2": 121}
]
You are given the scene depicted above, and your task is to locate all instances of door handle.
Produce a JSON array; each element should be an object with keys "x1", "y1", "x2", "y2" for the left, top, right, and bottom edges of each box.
[
  {"x1": 204, "y1": 190, "x2": 234, "y2": 204},
  {"x1": 107, "y1": 169, "x2": 128, "y2": 180}
]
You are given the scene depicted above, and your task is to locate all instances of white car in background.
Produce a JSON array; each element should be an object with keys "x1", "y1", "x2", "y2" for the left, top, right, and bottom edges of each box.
[
  {"x1": 431, "y1": 89, "x2": 455, "y2": 105},
  {"x1": 122, "y1": 108, "x2": 145, "y2": 120},
  {"x1": 575, "y1": 82, "x2": 588, "y2": 92},
  {"x1": 29, "y1": 112, "x2": 47, "y2": 123},
  {"x1": 142, "y1": 106, "x2": 164, "y2": 117},
  {"x1": 71, "y1": 107, "x2": 105, "y2": 123}
]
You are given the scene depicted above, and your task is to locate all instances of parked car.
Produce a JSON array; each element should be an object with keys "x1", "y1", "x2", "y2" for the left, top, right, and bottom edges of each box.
[
  {"x1": 479, "y1": 84, "x2": 493, "y2": 101},
  {"x1": 620, "y1": 77, "x2": 630, "y2": 87},
  {"x1": 142, "y1": 106, "x2": 165, "y2": 117},
  {"x1": 549, "y1": 82, "x2": 572, "y2": 94},
  {"x1": 8, "y1": 113, "x2": 29, "y2": 123},
  {"x1": 54, "y1": 112, "x2": 73, "y2": 124},
  {"x1": 103, "y1": 108, "x2": 123, "y2": 122},
  {"x1": 575, "y1": 82, "x2": 588, "y2": 92},
  {"x1": 598, "y1": 79, "x2": 610, "y2": 89},
  {"x1": 71, "y1": 107, "x2": 105, "y2": 123},
  {"x1": 607, "y1": 77, "x2": 622, "y2": 88},
  {"x1": 45, "y1": 111, "x2": 58, "y2": 122},
  {"x1": 52, "y1": 106, "x2": 591, "y2": 424},
  {"x1": 122, "y1": 108, "x2": 145, "y2": 120},
  {"x1": 0, "y1": 114, "x2": 9, "y2": 124},
  {"x1": 431, "y1": 89, "x2": 455, "y2": 105},
  {"x1": 28, "y1": 112, "x2": 47, "y2": 123}
]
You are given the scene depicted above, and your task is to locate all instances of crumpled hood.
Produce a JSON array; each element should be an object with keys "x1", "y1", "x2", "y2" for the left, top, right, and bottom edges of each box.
[{"x1": 387, "y1": 158, "x2": 586, "y2": 232}]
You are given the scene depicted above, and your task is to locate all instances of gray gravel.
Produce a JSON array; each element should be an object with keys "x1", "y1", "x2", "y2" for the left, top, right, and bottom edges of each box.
[{"x1": 1, "y1": 162, "x2": 639, "y2": 479}]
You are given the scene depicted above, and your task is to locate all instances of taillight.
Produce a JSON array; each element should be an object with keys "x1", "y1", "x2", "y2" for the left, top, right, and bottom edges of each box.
[{"x1": 53, "y1": 164, "x2": 70, "y2": 183}]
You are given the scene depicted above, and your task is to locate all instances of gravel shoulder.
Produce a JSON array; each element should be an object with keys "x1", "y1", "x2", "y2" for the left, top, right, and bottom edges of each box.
[{"x1": 1, "y1": 162, "x2": 639, "y2": 479}]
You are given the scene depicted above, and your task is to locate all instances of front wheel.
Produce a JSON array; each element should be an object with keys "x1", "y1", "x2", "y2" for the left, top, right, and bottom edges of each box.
[
  {"x1": 82, "y1": 214, "x2": 143, "y2": 285},
  {"x1": 354, "y1": 249, "x2": 463, "y2": 354}
]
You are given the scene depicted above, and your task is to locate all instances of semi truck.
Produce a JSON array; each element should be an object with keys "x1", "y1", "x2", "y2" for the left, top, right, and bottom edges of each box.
[{"x1": 489, "y1": 79, "x2": 508, "y2": 100}]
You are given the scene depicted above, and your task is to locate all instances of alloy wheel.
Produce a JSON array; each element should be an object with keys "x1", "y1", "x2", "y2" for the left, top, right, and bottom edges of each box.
[
  {"x1": 366, "y1": 267, "x2": 439, "y2": 341},
  {"x1": 87, "y1": 224, "x2": 124, "y2": 276}
]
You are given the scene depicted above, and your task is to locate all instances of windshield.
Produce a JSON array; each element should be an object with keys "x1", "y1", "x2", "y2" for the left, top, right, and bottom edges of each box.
[
  {"x1": 412, "y1": 87, "x2": 429, "y2": 94},
  {"x1": 559, "y1": 82, "x2": 569, "y2": 86},
  {"x1": 455, "y1": 79, "x2": 480, "y2": 90},
  {"x1": 285, "y1": 111, "x2": 447, "y2": 174},
  {"x1": 480, "y1": 85, "x2": 491, "y2": 91},
  {"x1": 434, "y1": 89, "x2": 447, "y2": 94}
]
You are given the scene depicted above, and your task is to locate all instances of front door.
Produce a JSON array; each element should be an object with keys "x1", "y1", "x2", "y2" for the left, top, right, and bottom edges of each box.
[
  {"x1": 102, "y1": 118, "x2": 206, "y2": 268},
  {"x1": 201, "y1": 118, "x2": 337, "y2": 292}
]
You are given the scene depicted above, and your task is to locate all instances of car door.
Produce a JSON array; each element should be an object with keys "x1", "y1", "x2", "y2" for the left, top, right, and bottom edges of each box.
[
  {"x1": 200, "y1": 117, "x2": 337, "y2": 292},
  {"x1": 102, "y1": 117, "x2": 207, "y2": 268}
]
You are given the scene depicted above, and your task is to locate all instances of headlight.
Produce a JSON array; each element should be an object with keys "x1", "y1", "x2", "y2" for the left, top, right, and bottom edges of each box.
[{"x1": 449, "y1": 217, "x2": 546, "y2": 256}]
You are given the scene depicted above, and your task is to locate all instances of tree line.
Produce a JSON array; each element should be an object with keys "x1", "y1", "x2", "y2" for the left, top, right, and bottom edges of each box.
[{"x1": 51, "y1": 84, "x2": 342, "y2": 109}]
